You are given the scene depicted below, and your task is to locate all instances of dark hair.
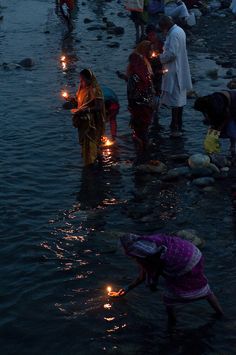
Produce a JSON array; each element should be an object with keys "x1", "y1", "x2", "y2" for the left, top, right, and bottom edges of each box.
[
  {"x1": 145, "y1": 24, "x2": 156, "y2": 35},
  {"x1": 80, "y1": 68, "x2": 92, "y2": 81},
  {"x1": 194, "y1": 93, "x2": 228, "y2": 129},
  {"x1": 158, "y1": 15, "x2": 174, "y2": 31}
]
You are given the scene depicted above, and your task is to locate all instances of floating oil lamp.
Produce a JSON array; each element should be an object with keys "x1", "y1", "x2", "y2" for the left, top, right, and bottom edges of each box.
[
  {"x1": 62, "y1": 91, "x2": 69, "y2": 99},
  {"x1": 151, "y1": 51, "x2": 159, "y2": 58},
  {"x1": 101, "y1": 137, "x2": 114, "y2": 147}
]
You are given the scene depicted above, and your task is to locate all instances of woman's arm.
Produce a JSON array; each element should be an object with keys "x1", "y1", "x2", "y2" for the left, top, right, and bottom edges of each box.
[{"x1": 109, "y1": 268, "x2": 146, "y2": 297}]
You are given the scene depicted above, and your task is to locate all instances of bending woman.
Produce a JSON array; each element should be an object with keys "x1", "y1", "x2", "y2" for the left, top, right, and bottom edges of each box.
[
  {"x1": 71, "y1": 69, "x2": 105, "y2": 166},
  {"x1": 109, "y1": 234, "x2": 223, "y2": 324}
]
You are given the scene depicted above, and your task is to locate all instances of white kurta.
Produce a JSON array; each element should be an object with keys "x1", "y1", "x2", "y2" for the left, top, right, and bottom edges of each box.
[
  {"x1": 159, "y1": 24, "x2": 192, "y2": 107},
  {"x1": 230, "y1": 0, "x2": 236, "y2": 14}
]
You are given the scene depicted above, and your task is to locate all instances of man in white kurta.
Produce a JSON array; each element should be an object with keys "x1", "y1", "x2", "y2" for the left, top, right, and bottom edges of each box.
[{"x1": 158, "y1": 16, "x2": 192, "y2": 136}]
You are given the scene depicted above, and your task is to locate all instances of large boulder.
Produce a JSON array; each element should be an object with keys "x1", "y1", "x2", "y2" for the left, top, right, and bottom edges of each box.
[{"x1": 188, "y1": 154, "x2": 211, "y2": 169}]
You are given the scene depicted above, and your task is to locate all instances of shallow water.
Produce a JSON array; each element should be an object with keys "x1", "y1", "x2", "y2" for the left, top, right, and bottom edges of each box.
[{"x1": 0, "y1": 1, "x2": 236, "y2": 354}]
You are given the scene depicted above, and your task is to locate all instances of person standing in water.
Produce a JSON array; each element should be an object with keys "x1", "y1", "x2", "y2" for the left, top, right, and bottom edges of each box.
[
  {"x1": 71, "y1": 69, "x2": 105, "y2": 166},
  {"x1": 117, "y1": 41, "x2": 155, "y2": 156},
  {"x1": 109, "y1": 234, "x2": 224, "y2": 324},
  {"x1": 158, "y1": 15, "x2": 192, "y2": 137}
]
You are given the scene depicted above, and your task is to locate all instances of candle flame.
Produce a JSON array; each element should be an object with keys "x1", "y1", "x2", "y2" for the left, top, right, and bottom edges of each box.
[
  {"x1": 151, "y1": 51, "x2": 158, "y2": 58},
  {"x1": 102, "y1": 137, "x2": 114, "y2": 147},
  {"x1": 61, "y1": 55, "x2": 66, "y2": 61},
  {"x1": 62, "y1": 91, "x2": 68, "y2": 98},
  {"x1": 107, "y1": 286, "x2": 112, "y2": 293}
]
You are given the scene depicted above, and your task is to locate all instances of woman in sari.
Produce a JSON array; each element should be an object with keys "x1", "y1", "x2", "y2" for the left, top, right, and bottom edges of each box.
[
  {"x1": 117, "y1": 41, "x2": 155, "y2": 154},
  {"x1": 109, "y1": 234, "x2": 223, "y2": 324},
  {"x1": 71, "y1": 69, "x2": 105, "y2": 166}
]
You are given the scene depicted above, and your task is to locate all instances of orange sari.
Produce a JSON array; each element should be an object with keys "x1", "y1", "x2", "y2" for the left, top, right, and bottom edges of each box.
[{"x1": 75, "y1": 70, "x2": 105, "y2": 166}]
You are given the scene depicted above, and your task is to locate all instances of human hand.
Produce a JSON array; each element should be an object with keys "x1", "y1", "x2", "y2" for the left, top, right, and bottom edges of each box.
[
  {"x1": 116, "y1": 71, "x2": 127, "y2": 80},
  {"x1": 108, "y1": 288, "x2": 126, "y2": 297}
]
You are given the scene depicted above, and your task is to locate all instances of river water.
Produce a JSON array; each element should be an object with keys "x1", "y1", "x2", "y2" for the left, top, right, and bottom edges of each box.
[{"x1": 0, "y1": 1, "x2": 236, "y2": 354}]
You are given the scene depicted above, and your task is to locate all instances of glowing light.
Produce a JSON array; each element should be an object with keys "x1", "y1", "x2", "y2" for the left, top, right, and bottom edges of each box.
[
  {"x1": 163, "y1": 68, "x2": 169, "y2": 74},
  {"x1": 107, "y1": 286, "x2": 112, "y2": 294},
  {"x1": 62, "y1": 61, "x2": 67, "y2": 70},
  {"x1": 151, "y1": 51, "x2": 159, "y2": 58},
  {"x1": 61, "y1": 55, "x2": 66, "y2": 61},
  {"x1": 62, "y1": 91, "x2": 69, "y2": 99},
  {"x1": 104, "y1": 303, "x2": 112, "y2": 309},
  {"x1": 101, "y1": 137, "x2": 114, "y2": 147}
]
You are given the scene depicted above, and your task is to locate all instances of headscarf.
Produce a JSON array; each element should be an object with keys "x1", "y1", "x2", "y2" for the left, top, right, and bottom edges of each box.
[
  {"x1": 120, "y1": 234, "x2": 163, "y2": 258},
  {"x1": 76, "y1": 69, "x2": 105, "y2": 113},
  {"x1": 127, "y1": 41, "x2": 153, "y2": 80}
]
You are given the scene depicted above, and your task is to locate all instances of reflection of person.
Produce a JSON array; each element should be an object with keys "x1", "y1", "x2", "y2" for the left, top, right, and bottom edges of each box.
[
  {"x1": 101, "y1": 86, "x2": 120, "y2": 140},
  {"x1": 117, "y1": 41, "x2": 155, "y2": 153},
  {"x1": 57, "y1": 0, "x2": 74, "y2": 32},
  {"x1": 158, "y1": 16, "x2": 192, "y2": 137},
  {"x1": 194, "y1": 90, "x2": 236, "y2": 156},
  {"x1": 109, "y1": 234, "x2": 224, "y2": 324},
  {"x1": 71, "y1": 69, "x2": 105, "y2": 166}
]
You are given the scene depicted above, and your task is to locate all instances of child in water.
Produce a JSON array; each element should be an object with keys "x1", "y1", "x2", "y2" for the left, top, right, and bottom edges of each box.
[
  {"x1": 101, "y1": 86, "x2": 120, "y2": 141},
  {"x1": 109, "y1": 234, "x2": 224, "y2": 324}
]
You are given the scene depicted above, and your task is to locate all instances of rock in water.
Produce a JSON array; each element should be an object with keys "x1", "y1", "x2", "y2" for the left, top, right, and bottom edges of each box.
[
  {"x1": 18, "y1": 58, "x2": 35, "y2": 68},
  {"x1": 176, "y1": 229, "x2": 205, "y2": 248},
  {"x1": 136, "y1": 161, "x2": 167, "y2": 174},
  {"x1": 192, "y1": 177, "x2": 215, "y2": 187},
  {"x1": 188, "y1": 154, "x2": 210, "y2": 169}
]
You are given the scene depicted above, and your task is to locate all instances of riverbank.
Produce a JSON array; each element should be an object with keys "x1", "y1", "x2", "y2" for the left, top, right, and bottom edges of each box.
[{"x1": 189, "y1": 10, "x2": 236, "y2": 70}]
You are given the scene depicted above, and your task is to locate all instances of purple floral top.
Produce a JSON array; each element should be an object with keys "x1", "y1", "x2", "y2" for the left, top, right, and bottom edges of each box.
[{"x1": 143, "y1": 234, "x2": 202, "y2": 277}]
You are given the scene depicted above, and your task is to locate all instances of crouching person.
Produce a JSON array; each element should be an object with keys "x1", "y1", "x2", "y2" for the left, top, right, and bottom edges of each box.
[
  {"x1": 109, "y1": 234, "x2": 223, "y2": 325},
  {"x1": 194, "y1": 90, "x2": 236, "y2": 156}
]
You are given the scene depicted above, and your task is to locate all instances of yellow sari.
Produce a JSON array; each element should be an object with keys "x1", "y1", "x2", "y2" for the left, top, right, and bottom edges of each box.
[{"x1": 75, "y1": 70, "x2": 105, "y2": 166}]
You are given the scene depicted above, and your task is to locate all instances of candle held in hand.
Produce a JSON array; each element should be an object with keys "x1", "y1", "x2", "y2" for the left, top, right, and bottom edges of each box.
[
  {"x1": 62, "y1": 91, "x2": 69, "y2": 99},
  {"x1": 151, "y1": 51, "x2": 159, "y2": 58}
]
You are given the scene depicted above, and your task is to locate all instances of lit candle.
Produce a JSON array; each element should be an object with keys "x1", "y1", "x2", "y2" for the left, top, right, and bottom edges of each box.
[
  {"x1": 102, "y1": 137, "x2": 114, "y2": 147},
  {"x1": 61, "y1": 55, "x2": 66, "y2": 61},
  {"x1": 151, "y1": 51, "x2": 159, "y2": 58},
  {"x1": 104, "y1": 139, "x2": 114, "y2": 147},
  {"x1": 107, "y1": 286, "x2": 112, "y2": 294},
  {"x1": 62, "y1": 91, "x2": 69, "y2": 99}
]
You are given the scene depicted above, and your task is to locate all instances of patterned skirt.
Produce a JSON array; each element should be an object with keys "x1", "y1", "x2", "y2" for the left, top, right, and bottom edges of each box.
[{"x1": 163, "y1": 257, "x2": 212, "y2": 306}]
